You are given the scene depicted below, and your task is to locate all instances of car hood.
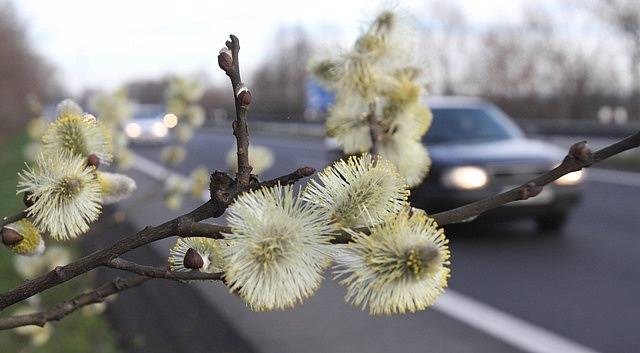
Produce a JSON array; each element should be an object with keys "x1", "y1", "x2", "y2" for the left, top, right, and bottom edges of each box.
[
  {"x1": 427, "y1": 138, "x2": 565, "y2": 166},
  {"x1": 130, "y1": 118, "x2": 162, "y2": 129}
]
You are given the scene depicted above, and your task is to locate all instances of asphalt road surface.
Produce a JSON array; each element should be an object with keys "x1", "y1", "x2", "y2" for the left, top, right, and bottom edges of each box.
[{"x1": 117, "y1": 128, "x2": 640, "y2": 353}]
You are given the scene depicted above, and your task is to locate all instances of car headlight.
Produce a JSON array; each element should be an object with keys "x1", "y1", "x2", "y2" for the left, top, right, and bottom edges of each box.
[
  {"x1": 151, "y1": 121, "x2": 168, "y2": 137},
  {"x1": 125, "y1": 122, "x2": 141, "y2": 138},
  {"x1": 441, "y1": 166, "x2": 489, "y2": 190},
  {"x1": 555, "y1": 170, "x2": 583, "y2": 186}
]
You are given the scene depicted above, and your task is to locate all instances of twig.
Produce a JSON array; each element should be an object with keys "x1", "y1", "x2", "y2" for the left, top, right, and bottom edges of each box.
[
  {"x1": 0, "y1": 199, "x2": 226, "y2": 311},
  {"x1": 1, "y1": 211, "x2": 27, "y2": 228},
  {"x1": 106, "y1": 258, "x2": 223, "y2": 281},
  {"x1": 222, "y1": 34, "x2": 252, "y2": 186},
  {"x1": 258, "y1": 167, "x2": 316, "y2": 188},
  {"x1": 177, "y1": 221, "x2": 355, "y2": 244},
  {"x1": 176, "y1": 222, "x2": 228, "y2": 239},
  {"x1": 0, "y1": 154, "x2": 317, "y2": 312},
  {"x1": 0, "y1": 275, "x2": 149, "y2": 330},
  {"x1": 431, "y1": 132, "x2": 640, "y2": 225}
]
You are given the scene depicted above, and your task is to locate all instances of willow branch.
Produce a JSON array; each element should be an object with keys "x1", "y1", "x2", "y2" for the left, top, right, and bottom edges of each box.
[
  {"x1": 0, "y1": 198, "x2": 226, "y2": 311},
  {"x1": 0, "y1": 275, "x2": 149, "y2": 330},
  {"x1": 1, "y1": 211, "x2": 27, "y2": 228},
  {"x1": 258, "y1": 166, "x2": 316, "y2": 188},
  {"x1": 177, "y1": 221, "x2": 354, "y2": 244},
  {"x1": 176, "y1": 222, "x2": 228, "y2": 239},
  {"x1": 431, "y1": 132, "x2": 640, "y2": 225},
  {"x1": 106, "y1": 258, "x2": 223, "y2": 281},
  {"x1": 222, "y1": 34, "x2": 252, "y2": 186},
  {"x1": 0, "y1": 169, "x2": 316, "y2": 311}
]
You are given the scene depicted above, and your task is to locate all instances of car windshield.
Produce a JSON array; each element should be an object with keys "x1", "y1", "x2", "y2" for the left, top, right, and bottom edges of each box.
[
  {"x1": 133, "y1": 105, "x2": 164, "y2": 120},
  {"x1": 424, "y1": 106, "x2": 520, "y2": 144}
]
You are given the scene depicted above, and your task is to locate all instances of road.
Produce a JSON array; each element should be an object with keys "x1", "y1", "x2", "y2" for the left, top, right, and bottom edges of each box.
[{"x1": 118, "y1": 129, "x2": 640, "y2": 353}]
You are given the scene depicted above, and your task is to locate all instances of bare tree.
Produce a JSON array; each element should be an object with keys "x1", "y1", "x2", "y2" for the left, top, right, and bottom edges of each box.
[
  {"x1": 123, "y1": 77, "x2": 171, "y2": 104},
  {"x1": 251, "y1": 27, "x2": 311, "y2": 120},
  {"x1": 421, "y1": 2, "x2": 469, "y2": 95},
  {"x1": 585, "y1": 0, "x2": 640, "y2": 95},
  {"x1": 0, "y1": 3, "x2": 61, "y2": 139},
  {"x1": 459, "y1": 5, "x2": 621, "y2": 120}
]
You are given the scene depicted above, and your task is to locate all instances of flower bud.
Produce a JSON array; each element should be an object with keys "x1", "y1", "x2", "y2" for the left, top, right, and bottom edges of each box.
[
  {"x1": 2, "y1": 227, "x2": 23, "y2": 246},
  {"x1": 236, "y1": 86, "x2": 252, "y2": 106},
  {"x1": 56, "y1": 99, "x2": 83, "y2": 117},
  {"x1": 97, "y1": 171, "x2": 137, "y2": 205},
  {"x1": 183, "y1": 248, "x2": 204, "y2": 269},
  {"x1": 2, "y1": 220, "x2": 45, "y2": 256},
  {"x1": 569, "y1": 141, "x2": 592, "y2": 162},
  {"x1": 218, "y1": 47, "x2": 233, "y2": 71},
  {"x1": 87, "y1": 154, "x2": 100, "y2": 168}
]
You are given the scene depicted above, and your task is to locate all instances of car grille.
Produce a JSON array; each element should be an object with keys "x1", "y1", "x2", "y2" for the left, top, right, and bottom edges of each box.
[{"x1": 487, "y1": 164, "x2": 552, "y2": 186}]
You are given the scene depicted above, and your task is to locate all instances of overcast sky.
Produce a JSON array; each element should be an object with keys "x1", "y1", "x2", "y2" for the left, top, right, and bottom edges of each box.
[{"x1": 9, "y1": 0, "x2": 594, "y2": 94}]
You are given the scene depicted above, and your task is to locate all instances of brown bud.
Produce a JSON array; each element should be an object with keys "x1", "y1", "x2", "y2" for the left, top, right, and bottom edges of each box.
[
  {"x1": 568, "y1": 141, "x2": 592, "y2": 162},
  {"x1": 238, "y1": 90, "x2": 252, "y2": 106},
  {"x1": 218, "y1": 49, "x2": 233, "y2": 71},
  {"x1": 183, "y1": 248, "x2": 204, "y2": 269},
  {"x1": 521, "y1": 182, "x2": 543, "y2": 200},
  {"x1": 23, "y1": 192, "x2": 35, "y2": 207},
  {"x1": 297, "y1": 166, "x2": 316, "y2": 177},
  {"x1": 87, "y1": 154, "x2": 100, "y2": 168},
  {"x1": 2, "y1": 227, "x2": 23, "y2": 246}
]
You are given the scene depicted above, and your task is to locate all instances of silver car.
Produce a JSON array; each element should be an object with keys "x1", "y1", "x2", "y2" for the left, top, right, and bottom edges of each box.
[{"x1": 124, "y1": 104, "x2": 171, "y2": 144}]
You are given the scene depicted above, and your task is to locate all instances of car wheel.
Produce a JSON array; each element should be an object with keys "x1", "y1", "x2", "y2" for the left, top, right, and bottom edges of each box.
[{"x1": 536, "y1": 212, "x2": 569, "y2": 233}]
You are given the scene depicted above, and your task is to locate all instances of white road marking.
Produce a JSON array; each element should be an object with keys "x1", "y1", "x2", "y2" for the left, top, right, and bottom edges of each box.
[
  {"x1": 129, "y1": 151, "x2": 603, "y2": 353},
  {"x1": 131, "y1": 153, "x2": 175, "y2": 179},
  {"x1": 132, "y1": 153, "x2": 191, "y2": 184},
  {"x1": 586, "y1": 168, "x2": 640, "y2": 188},
  {"x1": 434, "y1": 291, "x2": 600, "y2": 353}
]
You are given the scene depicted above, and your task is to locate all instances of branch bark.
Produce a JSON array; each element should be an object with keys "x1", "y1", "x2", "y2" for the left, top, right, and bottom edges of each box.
[
  {"x1": 1, "y1": 211, "x2": 27, "y2": 228},
  {"x1": 223, "y1": 34, "x2": 252, "y2": 186},
  {"x1": 258, "y1": 166, "x2": 316, "y2": 189},
  {"x1": 106, "y1": 258, "x2": 223, "y2": 281},
  {"x1": 177, "y1": 221, "x2": 354, "y2": 244},
  {"x1": 0, "y1": 275, "x2": 149, "y2": 330},
  {"x1": 176, "y1": 222, "x2": 228, "y2": 239}
]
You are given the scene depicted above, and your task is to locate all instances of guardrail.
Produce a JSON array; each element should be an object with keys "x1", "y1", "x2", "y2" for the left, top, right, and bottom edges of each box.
[
  {"x1": 204, "y1": 120, "x2": 326, "y2": 138},
  {"x1": 515, "y1": 118, "x2": 640, "y2": 138},
  {"x1": 204, "y1": 118, "x2": 640, "y2": 139}
]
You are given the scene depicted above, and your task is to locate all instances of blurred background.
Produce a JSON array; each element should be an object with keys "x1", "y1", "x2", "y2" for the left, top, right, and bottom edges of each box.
[{"x1": 1, "y1": 1, "x2": 639, "y2": 353}]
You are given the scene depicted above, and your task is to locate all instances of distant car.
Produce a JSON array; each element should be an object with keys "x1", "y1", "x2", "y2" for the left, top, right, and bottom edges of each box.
[
  {"x1": 124, "y1": 104, "x2": 171, "y2": 144},
  {"x1": 414, "y1": 96, "x2": 583, "y2": 231},
  {"x1": 326, "y1": 96, "x2": 583, "y2": 231}
]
